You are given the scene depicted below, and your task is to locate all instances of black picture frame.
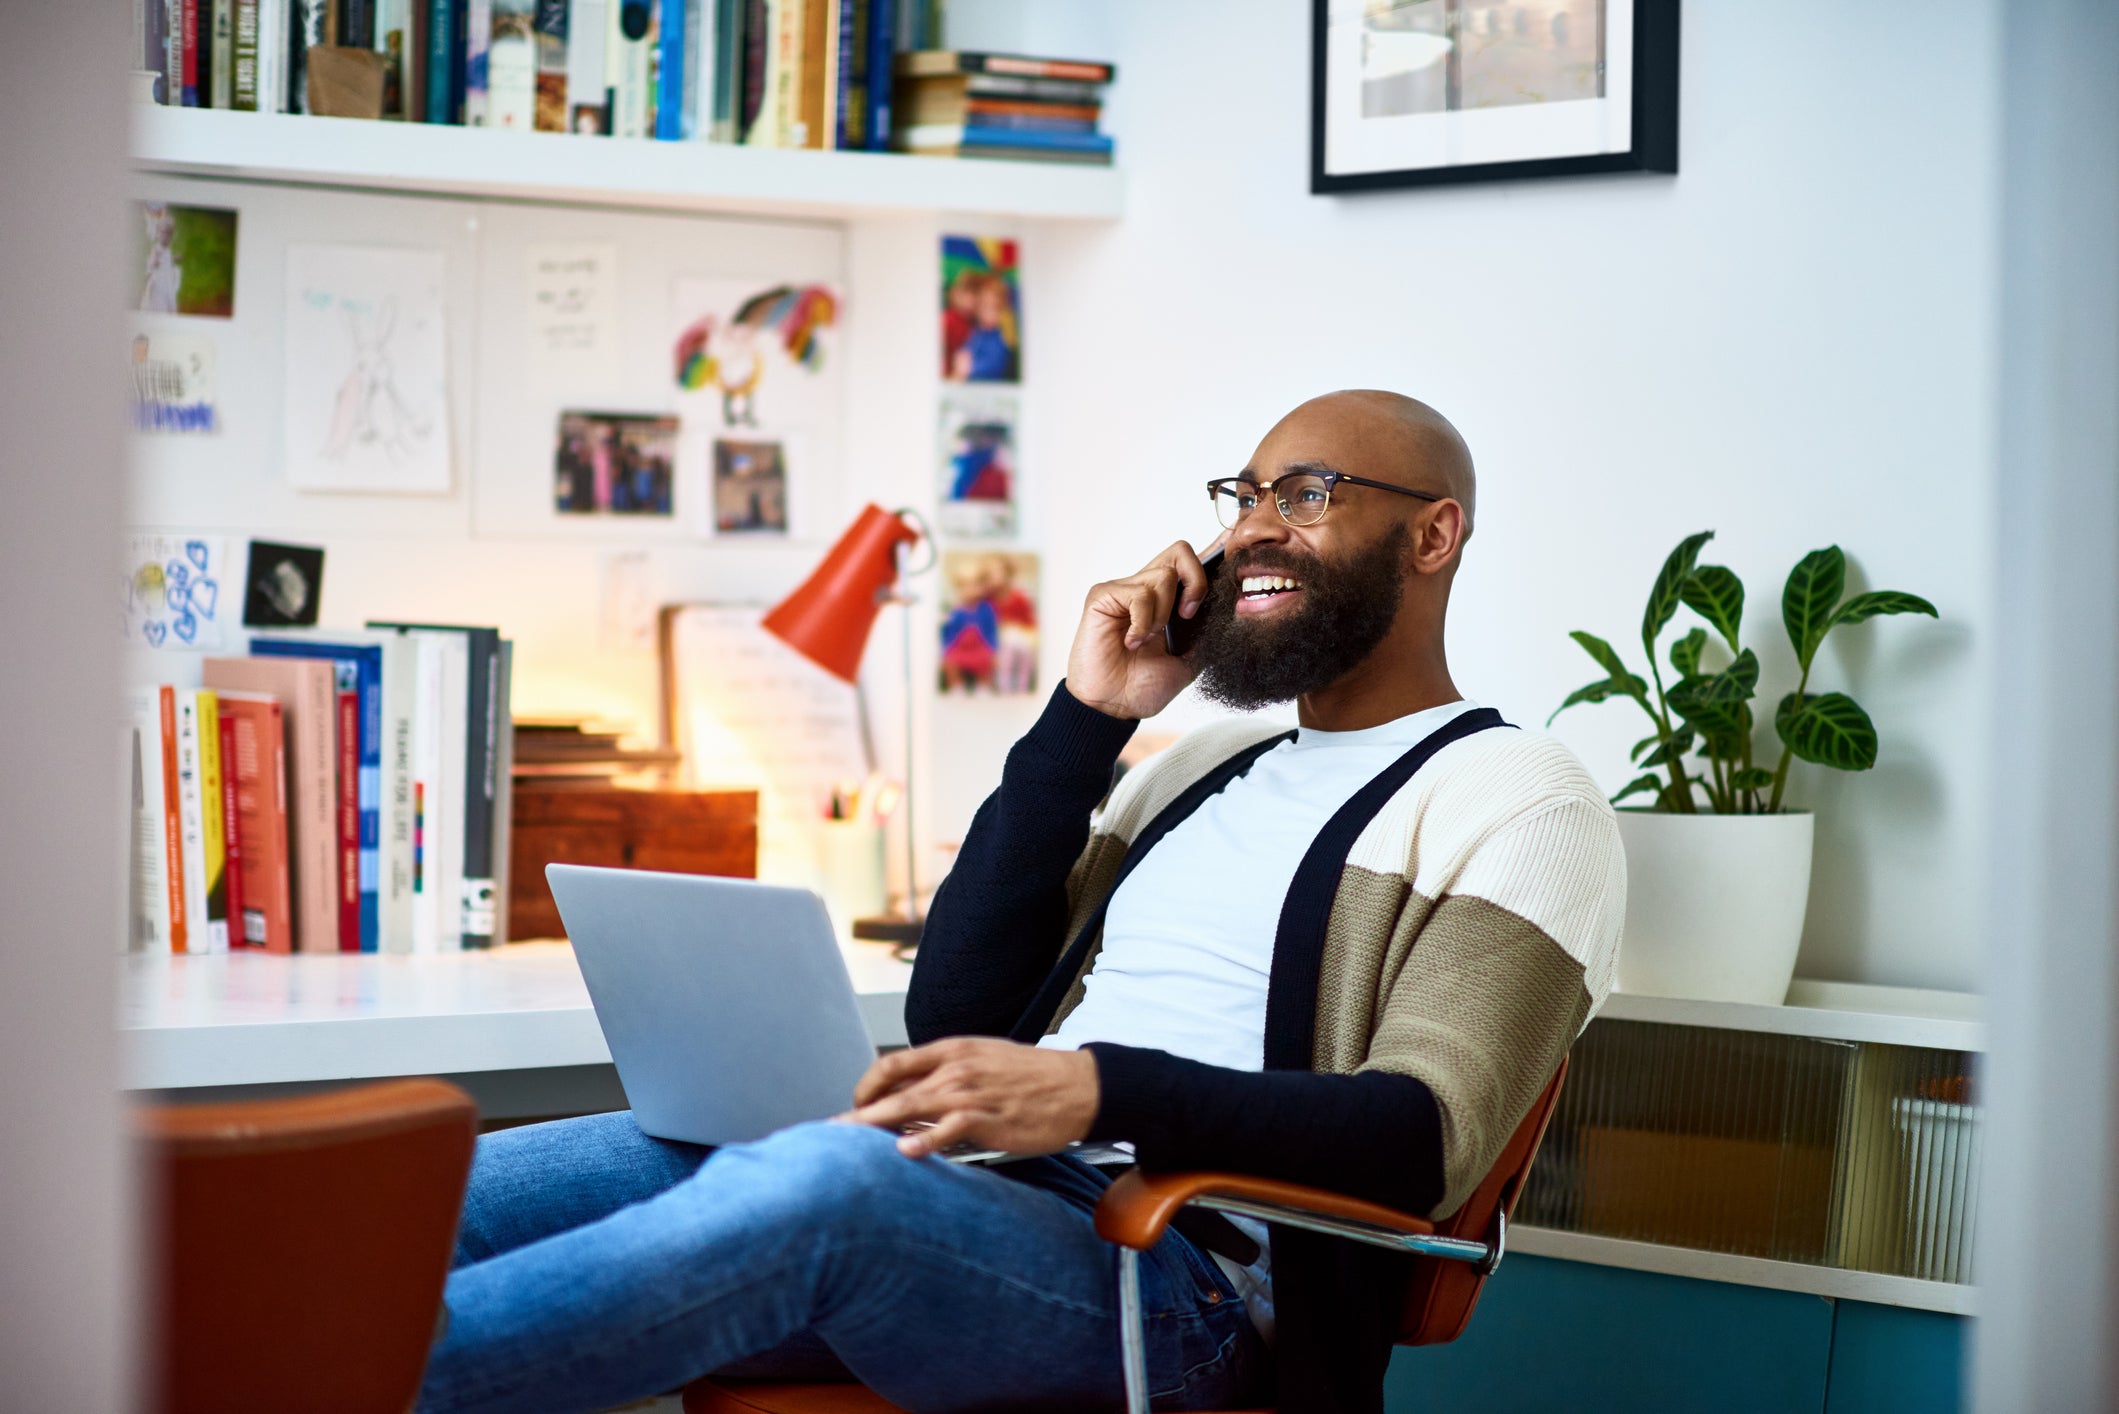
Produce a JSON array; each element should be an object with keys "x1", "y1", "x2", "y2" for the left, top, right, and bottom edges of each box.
[{"x1": 1310, "y1": 0, "x2": 1680, "y2": 194}]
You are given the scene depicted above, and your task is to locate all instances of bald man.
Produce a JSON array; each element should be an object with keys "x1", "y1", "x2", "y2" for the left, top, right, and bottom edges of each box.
[{"x1": 418, "y1": 393, "x2": 1625, "y2": 1414}]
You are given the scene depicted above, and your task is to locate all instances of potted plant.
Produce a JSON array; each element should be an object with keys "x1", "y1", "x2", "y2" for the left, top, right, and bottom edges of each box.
[{"x1": 1551, "y1": 532, "x2": 1936, "y2": 1004}]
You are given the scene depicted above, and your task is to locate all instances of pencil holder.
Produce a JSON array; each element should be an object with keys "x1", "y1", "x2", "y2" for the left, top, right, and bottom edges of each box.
[{"x1": 818, "y1": 820, "x2": 887, "y2": 931}]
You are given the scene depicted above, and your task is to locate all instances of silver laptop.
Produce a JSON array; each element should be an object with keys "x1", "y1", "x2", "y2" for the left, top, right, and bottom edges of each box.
[{"x1": 546, "y1": 864, "x2": 881, "y2": 1146}]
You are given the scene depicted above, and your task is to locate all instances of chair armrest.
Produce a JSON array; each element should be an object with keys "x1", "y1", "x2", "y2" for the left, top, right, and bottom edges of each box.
[{"x1": 1093, "y1": 1168, "x2": 1437, "y2": 1252}]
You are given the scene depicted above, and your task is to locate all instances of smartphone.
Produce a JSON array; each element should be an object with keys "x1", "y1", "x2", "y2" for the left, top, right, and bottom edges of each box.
[{"x1": 1162, "y1": 544, "x2": 1225, "y2": 657}]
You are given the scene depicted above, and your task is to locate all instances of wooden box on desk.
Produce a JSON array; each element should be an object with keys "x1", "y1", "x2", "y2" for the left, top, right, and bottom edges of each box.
[{"x1": 507, "y1": 786, "x2": 758, "y2": 941}]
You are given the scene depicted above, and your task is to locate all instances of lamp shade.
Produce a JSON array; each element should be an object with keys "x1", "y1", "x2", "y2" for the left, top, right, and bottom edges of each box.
[{"x1": 762, "y1": 504, "x2": 921, "y2": 684}]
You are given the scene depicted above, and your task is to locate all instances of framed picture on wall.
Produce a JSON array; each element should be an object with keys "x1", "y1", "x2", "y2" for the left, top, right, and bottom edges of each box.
[{"x1": 1310, "y1": 0, "x2": 1679, "y2": 193}]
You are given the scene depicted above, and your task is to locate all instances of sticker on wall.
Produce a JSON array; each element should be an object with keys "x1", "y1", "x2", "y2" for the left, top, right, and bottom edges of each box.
[
  {"x1": 554, "y1": 410, "x2": 679, "y2": 517},
  {"x1": 133, "y1": 202, "x2": 238, "y2": 318},
  {"x1": 940, "y1": 234, "x2": 1020, "y2": 385},
  {"x1": 939, "y1": 550, "x2": 1039, "y2": 697},
  {"x1": 936, "y1": 390, "x2": 1018, "y2": 539},
  {"x1": 129, "y1": 329, "x2": 219, "y2": 434},
  {"x1": 671, "y1": 279, "x2": 839, "y2": 430},
  {"x1": 283, "y1": 243, "x2": 452, "y2": 494},
  {"x1": 712, "y1": 437, "x2": 789, "y2": 533},
  {"x1": 241, "y1": 540, "x2": 327, "y2": 629},
  {"x1": 124, "y1": 533, "x2": 229, "y2": 650}
]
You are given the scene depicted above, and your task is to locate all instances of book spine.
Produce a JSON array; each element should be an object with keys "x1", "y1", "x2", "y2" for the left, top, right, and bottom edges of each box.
[
  {"x1": 738, "y1": 0, "x2": 765, "y2": 137},
  {"x1": 534, "y1": 0, "x2": 568, "y2": 130},
  {"x1": 334, "y1": 677, "x2": 360, "y2": 951},
  {"x1": 426, "y1": 0, "x2": 455, "y2": 119},
  {"x1": 290, "y1": 0, "x2": 316, "y2": 113},
  {"x1": 345, "y1": 0, "x2": 375, "y2": 47},
  {"x1": 769, "y1": 0, "x2": 798, "y2": 145},
  {"x1": 181, "y1": 0, "x2": 200, "y2": 105},
  {"x1": 355, "y1": 657, "x2": 382, "y2": 951},
  {"x1": 160, "y1": 687, "x2": 189, "y2": 954},
  {"x1": 128, "y1": 693, "x2": 173, "y2": 952},
  {"x1": 210, "y1": 0, "x2": 234, "y2": 106},
  {"x1": 381, "y1": 646, "x2": 416, "y2": 953},
  {"x1": 461, "y1": 0, "x2": 490, "y2": 120},
  {"x1": 653, "y1": 0, "x2": 682, "y2": 138},
  {"x1": 605, "y1": 0, "x2": 651, "y2": 137},
  {"x1": 255, "y1": 0, "x2": 281, "y2": 111},
  {"x1": 217, "y1": 710, "x2": 246, "y2": 948},
  {"x1": 564, "y1": 0, "x2": 607, "y2": 132},
  {"x1": 828, "y1": 0, "x2": 850, "y2": 148},
  {"x1": 197, "y1": 692, "x2": 229, "y2": 952},
  {"x1": 232, "y1": 0, "x2": 258, "y2": 108},
  {"x1": 458, "y1": 633, "x2": 498, "y2": 948},
  {"x1": 404, "y1": 0, "x2": 426, "y2": 117},
  {"x1": 489, "y1": 640, "x2": 515, "y2": 944},
  {"x1": 709, "y1": 0, "x2": 739, "y2": 140},
  {"x1": 796, "y1": 0, "x2": 826, "y2": 148},
  {"x1": 175, "y1": 693, "x2": 209, "y2": 956},
  {"x1": 682, "y1": 0, "x2": 706, "y2": 138}
]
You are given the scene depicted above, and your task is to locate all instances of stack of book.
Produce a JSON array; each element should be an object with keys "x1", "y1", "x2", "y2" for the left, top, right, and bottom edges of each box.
[
  {"x1": 512, "y1": 718, "x2": 681, "y2": 790},
  {"x1": 891, "y1": 50, "x2": 1115, "y2": 165},
  {"x1": 130, "y1": 0, "x2": 1039, "y2": 158},
  {"x1": 125, "y1": 623, "x2": 514, "y2": 956}
]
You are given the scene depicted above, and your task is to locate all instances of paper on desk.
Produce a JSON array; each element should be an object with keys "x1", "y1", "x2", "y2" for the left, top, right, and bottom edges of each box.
[
  {"x1": 283, "y1": 244, "x2": 451, "y2": 494},
  {"x1": 526, "y1": 242, "x2": 619, "y2": 390}
]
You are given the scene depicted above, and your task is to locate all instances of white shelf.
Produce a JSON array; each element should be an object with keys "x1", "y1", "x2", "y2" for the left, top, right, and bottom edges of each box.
[
  {"x1": 1598, "y1": 979, "x2": 1985, "y2": 1053},
  {"x1": 1511, "y1": 1226, "x2": 1977, "y2": 1315},
  {"x1": 120, "y1": 938, "x2": 912, "y2": 1090},
  {"x1": 130, "y1": 105, "x2": 1125, "y2": 222}
]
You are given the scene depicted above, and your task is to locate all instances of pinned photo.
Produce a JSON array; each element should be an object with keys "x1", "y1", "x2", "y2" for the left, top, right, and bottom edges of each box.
[
  {"x1": 939, "y1": 551, "x2": 1039, "y2": 696},
  {"x1": 713, "y1": 438, "x2": 789, "y2": 533},
  {"x1": 126, "y1": 534, "x2": 230, "y2": 650},
  {"x1": 937, "y1": 391, "x2": 1018, "y2": 539},
  {"x1": 554, "y1": 410, "x2": 679, "y2": 516},
  {"x1": 241, "y1": 540, "x2": 327, "y2": 629},
  {"x1": 940, "y1": 235, "x2": 1020, "y2": 384},
  {"x1": 130, "y1": 330, "x2": 218, "y2": 434},
  {"x1": 134, "y1": 202, "x2": 238, "y2": 318}
]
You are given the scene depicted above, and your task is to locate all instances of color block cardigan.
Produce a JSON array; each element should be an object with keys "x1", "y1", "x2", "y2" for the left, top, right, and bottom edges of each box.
[{"x1": 906, "y1": 684, "x2": 1625, "y2": 1414}]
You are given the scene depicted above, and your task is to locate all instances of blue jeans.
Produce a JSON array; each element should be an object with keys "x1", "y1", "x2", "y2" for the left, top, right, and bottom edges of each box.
[{"x1": 416, "y1": 1113, "x2": 1267, "y2": 1413}]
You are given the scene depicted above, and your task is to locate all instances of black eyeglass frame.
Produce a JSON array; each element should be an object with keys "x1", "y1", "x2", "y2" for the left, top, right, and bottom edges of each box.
[{"x1": 1205, "y1": 471, "x2": 1444, "y2": 529}]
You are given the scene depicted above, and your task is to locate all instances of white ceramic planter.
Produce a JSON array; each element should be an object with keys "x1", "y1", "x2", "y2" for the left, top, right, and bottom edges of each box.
[{"x1": 1612, "y1": 809, "x2": 1816, "y2": 1005}]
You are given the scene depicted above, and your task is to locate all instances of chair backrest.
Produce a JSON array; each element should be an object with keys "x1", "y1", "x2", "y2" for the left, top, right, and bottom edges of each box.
[
  {"x1": 1395, "y1": 1057, "x2": 1568, "y2": 1346},
  {"x1": 137, "y1": 1077, "x2": 478, "y2": 1414}
]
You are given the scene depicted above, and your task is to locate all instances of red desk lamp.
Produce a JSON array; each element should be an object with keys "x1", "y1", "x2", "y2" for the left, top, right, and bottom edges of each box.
[{"x1": 763, "y1": 504, "x2": 932, "y2": 947}]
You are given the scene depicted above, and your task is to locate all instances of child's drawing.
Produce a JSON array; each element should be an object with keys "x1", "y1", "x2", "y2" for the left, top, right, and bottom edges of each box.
[
  {"x1": 672, "y1": 280, "x2": 838, "y2": 429},
  {"x1": 284, "y1": 244, "x2": 451, "y2": 494},
  {"x1": 123, "y1": 534, "x2": 227, "y2": 651}
]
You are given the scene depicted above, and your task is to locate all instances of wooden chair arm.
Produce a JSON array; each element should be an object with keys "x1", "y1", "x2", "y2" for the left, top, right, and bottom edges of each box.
[{"x1": 1093, "y1": 1167, "x2": 1438, "y2": 1252}]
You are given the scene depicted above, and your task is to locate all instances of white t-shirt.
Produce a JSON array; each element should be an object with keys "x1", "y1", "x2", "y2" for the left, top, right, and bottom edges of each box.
[{"x1": 1039, "y1": 698, "x2": 1481, "y2": 1338}]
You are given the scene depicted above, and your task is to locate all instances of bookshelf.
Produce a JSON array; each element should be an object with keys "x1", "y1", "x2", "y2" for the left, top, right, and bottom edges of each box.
[{"x1": 131, "y1": 106, "x2": 1126, "y2": 222}]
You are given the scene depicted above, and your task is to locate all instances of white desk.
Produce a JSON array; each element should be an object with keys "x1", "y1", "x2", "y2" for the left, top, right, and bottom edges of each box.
[{"x1": 121, "y1": 939, "x2": 914, "y2": 1118}]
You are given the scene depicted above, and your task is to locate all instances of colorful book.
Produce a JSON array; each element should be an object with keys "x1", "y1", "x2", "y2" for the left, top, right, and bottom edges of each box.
[
  {"x1": 216, "y1": 708, "x2": 246, "y2": 948},
  {"x1": 208, "y1": 0, "x2": 234, "y2": 106},
  {"x1": 194, "y1": 690, "x2": 231, "y2": 951},
  {"x1": 126, "y1": 688, "x2": 176, "y2": 953},
  {"x1": 709, "y1": 0, "x2": 741, "y2": 140},
  {"x1": 217, "y1": 691, "x2": 293, "y2": 952},
  {"x1": 606, "y1": 0, "x2": 654, "y2": 137},
  {"x1": 159, "y1": 685, "x2": 189, "y2": 951},
  {"x1": 232, "y1": 0, "x2": 259, "y2": 108},
  {"x1": 426, "y1": 0, "x2": 458, "y2": 120},
  {"x1": 332, "y1": 667, "x2": 361, "y2": 950},
  {"x1": 654, "y1": 0, "x2": 684, "y2": 138},
  {"x1": 204, "y1": 657, "x2": 339, "y2": 953},
  {"x1": 738, "y1": 0, "x2": 766, "y2": 138},
  {"x1": 535, "y1": 0, "x2": 570, "y2": 129},
  {"x1": 488, "y1": 0, "x2": 536, "y2": 126},
  {"x1": 896, "y1": 50, "x2": 1116, "y2": 84},
  {"x1": 181, "y1": 0, "x2": 201, "y2": 105},
  {"x1": 256, "y1": 0, "x2": 283, "y2": 111},
  {"x1": 900, "y1": 123, "x2": 1114, "y2": 155},
  {"x1": 250, "y1": 636, "x2": 389, "y2": 952},
  {"x1": 174, "y1": 691, "x2": 212, "y2": 954}
]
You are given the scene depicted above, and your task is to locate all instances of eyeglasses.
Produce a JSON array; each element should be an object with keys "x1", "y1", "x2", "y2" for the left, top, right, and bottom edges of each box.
[{"x1": 1206, "y1": 471, "x2": 1442, "y2": 530}]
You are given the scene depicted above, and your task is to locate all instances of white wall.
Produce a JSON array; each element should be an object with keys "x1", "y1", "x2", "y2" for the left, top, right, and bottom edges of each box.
[
  {"x1": 1, "y1": 4, "x2": 135, "y2": 1408},
  {"x1": 972, "y1": 0, "x2": 2001, "y2": 993}
]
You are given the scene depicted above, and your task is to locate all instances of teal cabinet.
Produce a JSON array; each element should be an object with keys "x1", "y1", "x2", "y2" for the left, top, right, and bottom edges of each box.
[{"x1": 1386, "y1": 1256, "x2": 1963, "y2": 1414}]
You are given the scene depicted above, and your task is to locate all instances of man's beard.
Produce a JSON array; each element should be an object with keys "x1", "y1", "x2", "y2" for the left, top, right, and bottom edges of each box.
[{"x1": 1190, "y1": 523, "x2": 1412, "y2": 712}]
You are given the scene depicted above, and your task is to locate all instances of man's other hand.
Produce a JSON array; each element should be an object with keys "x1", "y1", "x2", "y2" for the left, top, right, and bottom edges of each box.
[
  {"x1": 846, "y1": 1037, "x2": 1100, "y2": 1159},
  {"x1": 1065, "y1": 538, "x2": 1223, "y2": 721}
]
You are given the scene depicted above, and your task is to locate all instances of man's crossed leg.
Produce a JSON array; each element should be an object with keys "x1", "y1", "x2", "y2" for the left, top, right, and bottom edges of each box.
[{"x1": 416, "y1": 1114, "x2": 1265, "y2": 1414}]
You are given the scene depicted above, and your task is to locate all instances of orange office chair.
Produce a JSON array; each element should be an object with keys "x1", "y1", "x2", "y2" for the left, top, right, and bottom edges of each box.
[
  {"x1": 685, "y1": 1060, "x2": 1568, "y2": 1414},
  {"x1": 137, "y1": 1077, "x2": 478, "y2": 1414}
]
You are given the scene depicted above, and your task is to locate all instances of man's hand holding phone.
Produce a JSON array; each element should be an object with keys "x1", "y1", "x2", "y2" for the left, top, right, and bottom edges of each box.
[{"x1": 1065, "y1": 536, "x2": 1225, "y2": 721}]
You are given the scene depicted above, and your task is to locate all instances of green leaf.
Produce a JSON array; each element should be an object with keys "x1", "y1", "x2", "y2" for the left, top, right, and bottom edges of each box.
[
  {"x1": 1694, "y1": 702, "x2": 1754, "y2": 763},
  {"x1": 1731, "y1": 767, "x2": 1776, "y2": 791},
  {"x1": 1642, "y1": 531, "x2": 1716, "y2": 649},
  {"x1": 1681, "y1": 565, "x2": 1746, "y2": 653},
  {"x1": 1630, "y1": 733, "x2": 1662, "y2": 763},
  {"x1": 1567, "y1": 632, "x2": 1647, "y2": 701},
  {"x1": 1637, "y1": 727, "x2": 1697, "y2": 769},
  {"x1": 1669, "y1": 627, "x2": 1707, "y2": 679},
  {"x1": 1782, "y1": 547, "x2": 1846, "y2": 671},
  {"x1": 1831, "y1": 590, "x2": 1939, "y2": 628},
  {"x1": 1611, "y1": 774, "x2": 1665, "y2": 807},
  {"x1": 1547, "y1": 677, "x2": 1632, "y2": 726},
  {"x1": 1777, "y1": 691, "x2": 1878, "y2": 770}
]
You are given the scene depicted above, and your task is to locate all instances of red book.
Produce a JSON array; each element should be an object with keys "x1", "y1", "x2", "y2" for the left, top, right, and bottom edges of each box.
[
  {"x1": 159, "y1": 686, "x2": 190, "y2": 954},
  {"x1": 217, "y1": 692, "x2": 293, "y2": 952},
  {"x1": 216, "y1": 710, "x2": 246, "y2": 946},
  {"x1": 335, "y1": 679, "x2": 360, "y2": 951},
  {"x1": 182, "y1": 0, "x2": 201, "y2": 105}
]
